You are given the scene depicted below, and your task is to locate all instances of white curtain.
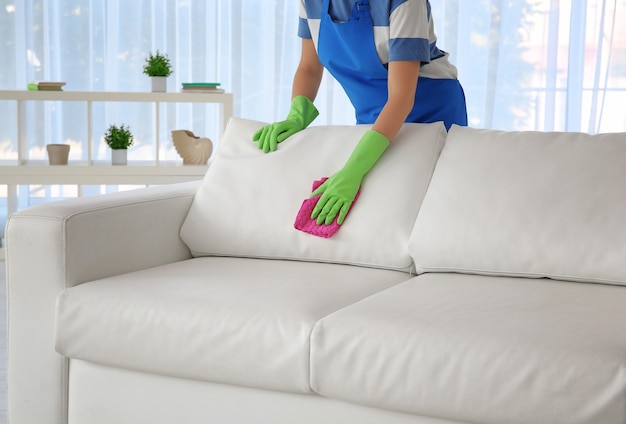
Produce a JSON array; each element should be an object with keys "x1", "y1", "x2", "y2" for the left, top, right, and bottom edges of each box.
[
  {"x1": 441, "y1": 0, "x2": 626, "y2": 134},
  {"x1": 0, "y1": 0, "x2": 625, "y2": 219},
  {"x1": 1, "y1": 1, "x2": 625, "y2": 141}
]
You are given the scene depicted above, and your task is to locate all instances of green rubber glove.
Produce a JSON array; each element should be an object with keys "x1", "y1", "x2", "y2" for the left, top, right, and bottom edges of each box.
[
  {"x1": 311, "y1": 130, "x2": 390, "y2": 225},
  {"x1": 252, "y1": 95, "x2": 319, "y2": 153}
]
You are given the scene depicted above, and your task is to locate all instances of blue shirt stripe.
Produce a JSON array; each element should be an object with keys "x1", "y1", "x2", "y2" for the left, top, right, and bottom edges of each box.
[{"x1": 299, "y1": 0, "x2": 459, "y2": 79}]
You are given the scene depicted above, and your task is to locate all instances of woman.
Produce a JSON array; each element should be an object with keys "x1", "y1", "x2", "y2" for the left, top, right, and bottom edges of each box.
[{"x1": 254, "y1": 0, "x2": 467, "y2": 226}]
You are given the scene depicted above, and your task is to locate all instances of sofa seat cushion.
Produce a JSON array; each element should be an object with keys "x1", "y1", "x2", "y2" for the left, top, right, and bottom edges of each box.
[
  {"x1": 410, "y1": 125, "x2": 626, "y2": 286},
  {"x1": 55, "y1": 257, "x2": 410, "y2": 394},
  {"x1": 180, "y1": 118, "x2": 446, "y2": 272},
  {"x1": 311, "y1": 273, "x2": 626, "y2": 424}
]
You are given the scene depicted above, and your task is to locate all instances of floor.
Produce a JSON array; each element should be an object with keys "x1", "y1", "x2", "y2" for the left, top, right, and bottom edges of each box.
[{"x1": 1, "y1": 258, "x2": 7, "y2": 424}]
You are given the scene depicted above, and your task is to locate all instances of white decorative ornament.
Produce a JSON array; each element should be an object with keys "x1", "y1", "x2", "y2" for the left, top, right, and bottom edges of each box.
[{"x1": 171, "y1": 130, "x2": 213, "y2": 165}]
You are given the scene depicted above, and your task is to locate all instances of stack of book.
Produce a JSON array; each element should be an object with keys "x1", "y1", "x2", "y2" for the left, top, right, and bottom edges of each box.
[
  {"x1": 28, "y1": 81, "x2": 66, "y2": 91},
  {"x1": 181, "y1": 82, "x2": 224, "y2": 94}
]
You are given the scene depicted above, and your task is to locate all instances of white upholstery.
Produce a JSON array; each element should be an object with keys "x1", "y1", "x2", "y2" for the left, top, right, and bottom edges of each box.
[
  {"x1": 410, "y1": 125, "x2": 626, "y2": 286},
  {"x1": 6, "y1": 181, "x2": 198, "y2": 424},
  {"x1": 8, "y1": 121, "x2": 626, "y2": 424},
  {"x1": 55, "y1": 257, "x2": 409, "y2": 393},
  {"x1": 311, "y1": 273, "x2": 626, "y2": 424},
  {"x1": 181, "y1": 118, "x2": 447, "y2": 272},
  {"x1": 68, "y1": 360, "x2": 466, "y2": 424}
]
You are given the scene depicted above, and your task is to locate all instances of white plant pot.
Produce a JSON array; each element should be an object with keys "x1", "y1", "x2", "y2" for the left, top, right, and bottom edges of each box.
[
  {"x1": 151, "y1": 76, "x2": 167, "y2": 92},
  {"x1": 111, "y1": 149, "x2": 127, "y2": 166}
]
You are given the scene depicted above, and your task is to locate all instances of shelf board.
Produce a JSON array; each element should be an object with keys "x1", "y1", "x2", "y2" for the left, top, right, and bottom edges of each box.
[
  {"x1": 0, "y1": 164, "x2": 208, "y2": 185},
  {"x1": 0, "y1": 89, "x2": 233, "y2": 103}
]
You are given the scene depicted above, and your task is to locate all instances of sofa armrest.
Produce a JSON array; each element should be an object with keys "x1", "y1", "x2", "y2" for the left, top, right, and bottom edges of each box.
[{"x1": 5, "y1": 180, "x2": 199, "y2": 424}]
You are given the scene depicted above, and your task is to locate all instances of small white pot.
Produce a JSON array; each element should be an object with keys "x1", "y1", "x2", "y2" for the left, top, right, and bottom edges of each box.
[
  {"x1": 111, "y1": 149, "x2": 127, "y2": 166},
  {"x1": 151, "y1": 76, "x2": 167, "y2": 92}
]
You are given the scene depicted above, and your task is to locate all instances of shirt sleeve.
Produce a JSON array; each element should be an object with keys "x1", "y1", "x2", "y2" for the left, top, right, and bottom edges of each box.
[
  {"x1": 298, "y1": 0, "x2": 312, "y2": 38},
  {"x1": 389, "y1": 0, "x2": 433, "y2": 62}
]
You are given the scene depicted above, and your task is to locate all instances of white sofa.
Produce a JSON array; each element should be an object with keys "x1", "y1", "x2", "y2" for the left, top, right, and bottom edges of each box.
[{"x1": 6, "y1": 118, "x2": 626, "y2": 424}]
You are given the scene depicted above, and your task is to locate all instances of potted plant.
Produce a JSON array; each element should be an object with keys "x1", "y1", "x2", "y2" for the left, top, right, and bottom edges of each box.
[
  {"x1": 104, "y1": 124, "x2": 134, "y2": 165},
  {"x1": 143, "y1": 50, "x2": 173, "y2": 92}
]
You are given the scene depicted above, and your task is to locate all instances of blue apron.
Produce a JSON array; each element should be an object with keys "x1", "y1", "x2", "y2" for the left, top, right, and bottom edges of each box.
[{"x1": 317, "y1": 0, "x2": 468, "y2": 130}]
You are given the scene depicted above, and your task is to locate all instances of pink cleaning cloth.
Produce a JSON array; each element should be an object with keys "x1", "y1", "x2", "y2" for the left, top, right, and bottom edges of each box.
[{"x1": 294, "y1": 177, "x2": 361, "y2": 238}]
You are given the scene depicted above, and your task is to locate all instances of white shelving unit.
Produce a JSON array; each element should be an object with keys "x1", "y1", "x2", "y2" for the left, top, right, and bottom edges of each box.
[{"x1": 0, "y1": 90, "x2": 233, "y2": 215}]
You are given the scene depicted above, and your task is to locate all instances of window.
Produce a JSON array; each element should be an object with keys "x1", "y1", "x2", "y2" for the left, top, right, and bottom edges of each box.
[{"x1": 1, "y1": 0, "x2": 625, "y2": 231}]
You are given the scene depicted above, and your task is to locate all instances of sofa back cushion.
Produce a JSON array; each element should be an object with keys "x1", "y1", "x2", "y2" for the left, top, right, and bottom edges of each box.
[
  {"x1": 409, "y1": 125, "x2": 626, "y2": 286},
  {"x1": 180, "y1": 118, "x2": 446, "y2": 272}
]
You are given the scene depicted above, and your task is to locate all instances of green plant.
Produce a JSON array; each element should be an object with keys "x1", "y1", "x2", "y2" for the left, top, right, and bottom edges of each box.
[
  {"x1": 143, "y1": 50, "x2": 173, "y2": 77},
  {"x1": 104, "y1": 124, "x2": 134, "y2": 150}
]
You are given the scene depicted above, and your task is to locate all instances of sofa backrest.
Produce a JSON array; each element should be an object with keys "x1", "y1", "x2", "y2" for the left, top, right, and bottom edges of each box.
[
  {"x1": 409, "y1": 125, "x2": 626, "y2": 286},
  {"x1": 180, "y1": 117, "x2": 446, "y2": 272}
]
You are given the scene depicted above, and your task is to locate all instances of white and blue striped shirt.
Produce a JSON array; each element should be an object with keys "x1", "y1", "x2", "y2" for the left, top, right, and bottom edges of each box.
[{"x1": 298, "y1": 0, "x2": 458, "y2": 79}]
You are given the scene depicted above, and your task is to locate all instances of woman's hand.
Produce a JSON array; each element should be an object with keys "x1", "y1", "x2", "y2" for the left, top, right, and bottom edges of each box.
[
  {"x1": 311, "y1": 170, "x2": 362, "y2": 225},
  {"x1": 311, "y1": 130, "x2": 390, "y2": 225},
  {"x1": 252, "y1": 95, "x2": 318, "y2": 153}
]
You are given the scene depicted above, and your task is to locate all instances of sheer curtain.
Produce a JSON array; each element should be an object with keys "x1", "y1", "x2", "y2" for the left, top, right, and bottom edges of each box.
[
  {"x1": 439, "y1": 0, "x2": 626, "y2": 133},
  {"x1": 1, "y1": 1, "x2": 624, "y2": 144},
  {"x1": 0, "y1": 0, "x2": 625, "y2": 222}
]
